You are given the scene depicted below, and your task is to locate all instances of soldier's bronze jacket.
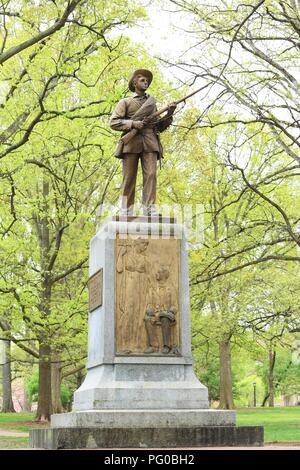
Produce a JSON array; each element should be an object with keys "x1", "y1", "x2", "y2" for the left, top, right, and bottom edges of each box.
[{"x1": 110, "y1": 93, "x2": 172, "y2": 159}]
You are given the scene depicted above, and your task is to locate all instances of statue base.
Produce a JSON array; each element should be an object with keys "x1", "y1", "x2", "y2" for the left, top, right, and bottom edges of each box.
[
  {"x1": 30, "y1": 423, "x2": 263, "y2": 449},
  {"x1": 30, "y1": 218, "x2": 263, "y2": 448}
]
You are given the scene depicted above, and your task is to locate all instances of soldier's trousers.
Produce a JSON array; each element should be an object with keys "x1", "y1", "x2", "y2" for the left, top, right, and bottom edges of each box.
[{"x1": 121, "y1": 152, "x2": 158, "y2": 214}]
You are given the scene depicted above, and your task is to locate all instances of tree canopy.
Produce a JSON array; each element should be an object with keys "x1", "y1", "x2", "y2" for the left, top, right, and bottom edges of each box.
[{"x1": 1, "y1": 0, "x2": 299, "y2": 415}]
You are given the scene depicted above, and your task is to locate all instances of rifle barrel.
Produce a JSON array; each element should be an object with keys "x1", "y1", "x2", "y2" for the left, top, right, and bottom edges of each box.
[{"x1": 154, "y1": 84, "x2": 205, "y2": 117}]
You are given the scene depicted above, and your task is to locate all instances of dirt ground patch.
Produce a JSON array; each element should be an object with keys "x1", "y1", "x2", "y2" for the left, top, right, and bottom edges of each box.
[{"x1": 0, "y1": 430, "x2": 28, "y2": 437}]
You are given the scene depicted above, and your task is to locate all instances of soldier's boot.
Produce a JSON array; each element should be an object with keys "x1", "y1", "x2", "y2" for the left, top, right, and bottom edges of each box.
[
  {"x1": 161, "y1": 318, "x2": 171, "y2": 354},
  {"x1": 144, "y1": 318, "x2": 156, "y2": 353}
]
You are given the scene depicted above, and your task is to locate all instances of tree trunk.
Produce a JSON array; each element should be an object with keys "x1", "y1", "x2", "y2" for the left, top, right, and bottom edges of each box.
[
  {"x1": 261, "y1": 393, "x2": 270, "y2": 407},
  {"x1": 23, "y1": 387, "x2": 32, "y2": 412},
  {"x1": 23, "y1": 347, "x2": 33, "y2": 412},
  {"x1": 269, "y1": 349, "x2": 276, "y2": 407},
  {"x1": 36, "y1": 343, "x2": 52, "y2": 421},
  {"x1": 51, "y1": 357, "x2": 63, "y2": 414},
  {"x1": 1, "y1": 339, "x2": 16, "y2": 412},
  {"x1": 36, "y1": 180, "x2": 52, "y2": 421},
  {"x1": 77, "y1": 369, "x2": 84, "y2": 388},
  {"x1": 218, "y1": 337, "x2": 235, "y2": 409},
  {"x1": 36, "y1": 281, "x2": 52, "y2": 421}
]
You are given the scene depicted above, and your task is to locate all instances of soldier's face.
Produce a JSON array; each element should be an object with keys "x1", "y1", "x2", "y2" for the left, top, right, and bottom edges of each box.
[
  {"x1": 156, "y1": 269, "x2": 169, "y2": 282},
  {"x1": 134, "y1": 75, "x2": 149, "y2": 91}
]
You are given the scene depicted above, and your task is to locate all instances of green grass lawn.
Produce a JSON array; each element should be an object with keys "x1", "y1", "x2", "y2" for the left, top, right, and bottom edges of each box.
[
  {"x1": 237, "y1": 407, "x2": 300, "y2": 443},
  {"x1": 0, "y1": 437, "x2": 29, "y2": 449},
  {"x1": 0, "y1": 412, "x2": 35, "y2": 432},
  {"x1": 0, "y1": 412, "x2": 47, "y2": 449}
]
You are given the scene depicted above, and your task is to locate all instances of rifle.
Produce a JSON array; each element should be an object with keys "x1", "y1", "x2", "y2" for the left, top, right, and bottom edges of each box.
[{"x1": 121, "y1": 85, "x2": 205, "y2": 145}]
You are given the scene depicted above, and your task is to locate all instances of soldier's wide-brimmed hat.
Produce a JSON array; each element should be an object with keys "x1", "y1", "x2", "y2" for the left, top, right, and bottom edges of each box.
[{"x1": 128, "y1": 69, "x2": 153, "y2": 92}]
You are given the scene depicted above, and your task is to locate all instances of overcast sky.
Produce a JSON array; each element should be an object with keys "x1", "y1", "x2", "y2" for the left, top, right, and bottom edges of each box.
[{"x1": 127, "y1": 1, "x2": 195, "y2": 85}]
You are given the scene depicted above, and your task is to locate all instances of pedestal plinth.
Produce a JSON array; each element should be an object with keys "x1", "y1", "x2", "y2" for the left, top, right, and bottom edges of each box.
[{"x1": 30, "y1": 217, "x2": 263, "y2": 448}]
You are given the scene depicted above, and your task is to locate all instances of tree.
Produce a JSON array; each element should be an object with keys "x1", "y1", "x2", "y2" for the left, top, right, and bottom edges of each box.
[
  {"x1": 158, "y1": 105, "x2": 299, "y2": 408},
  {"x1": 167, "y1": 1, "x2": 300, "y2": 158},
  {"x1": 162, "y1": 0, "x2": 300, "y2": 272},
  {"x1": 0, "y1": 0, "x2": 148, "y2": 420},
  {"x1": 1, "y1": 339, "x2": 15, "y2": 412},
  {"x1": 0, "y1": 1, "x2": 83, "y2": 65},
  {"x1": 158, "y1": 2, "x2": 300, "y2": 406}
]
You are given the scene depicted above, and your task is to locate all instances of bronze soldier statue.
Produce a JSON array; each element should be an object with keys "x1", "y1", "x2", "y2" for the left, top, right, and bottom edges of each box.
[{"x1": 110, "y1": 69, "x2": 176, "y2": 216}]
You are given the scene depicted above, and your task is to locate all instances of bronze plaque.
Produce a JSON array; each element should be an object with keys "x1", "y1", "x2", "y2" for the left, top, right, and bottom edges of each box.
[{"x1": 88, "y1": 269, "x2": 103, "y2": 312}]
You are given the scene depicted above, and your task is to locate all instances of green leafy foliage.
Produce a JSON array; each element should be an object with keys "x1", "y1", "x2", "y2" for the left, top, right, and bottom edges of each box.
[{"x1": 0, "y1": 0, "x2": 299, "y2": 414}]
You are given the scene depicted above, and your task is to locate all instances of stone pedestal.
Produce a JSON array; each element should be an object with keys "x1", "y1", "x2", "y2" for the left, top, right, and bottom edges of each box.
[{"x1": 30, "y1": 217, "x2": 263, "y2": 449}]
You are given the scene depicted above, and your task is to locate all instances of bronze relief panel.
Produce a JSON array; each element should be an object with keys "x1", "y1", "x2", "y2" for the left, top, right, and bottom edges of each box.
[{"x1": 115, "y1": 236, "x2": 180, "y2": 355}]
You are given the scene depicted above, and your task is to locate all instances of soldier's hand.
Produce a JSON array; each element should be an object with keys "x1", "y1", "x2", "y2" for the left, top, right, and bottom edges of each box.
[
  {"x1": 132, "y1": 120, "x2": 144, "y2": 130},
  {"x1": 142, "y1": 116, "x2": 152, "y2": 125},
  {"x1": 167, "y1": 102, "x2": 177, "y2": 114}
]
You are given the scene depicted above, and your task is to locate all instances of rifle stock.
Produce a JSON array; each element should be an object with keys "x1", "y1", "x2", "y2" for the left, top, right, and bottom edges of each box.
[{"x1": 121, "y1": 128, "x2": 138, "y2": 144}]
